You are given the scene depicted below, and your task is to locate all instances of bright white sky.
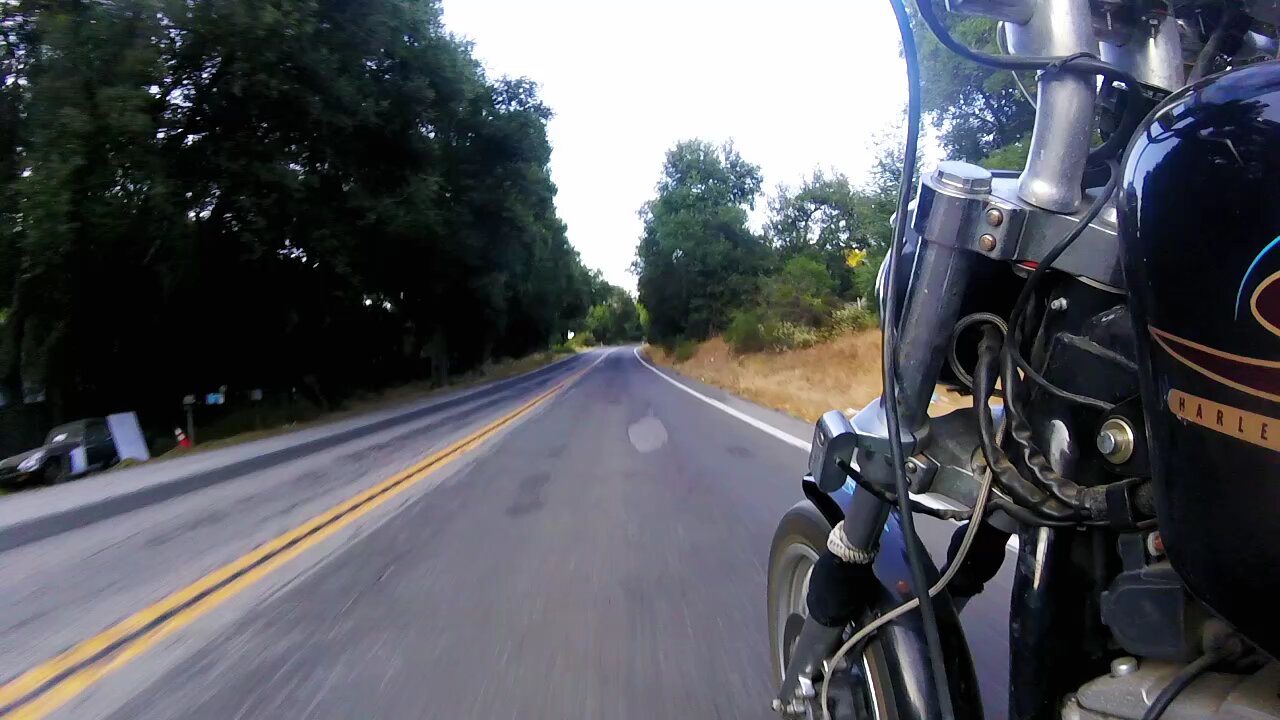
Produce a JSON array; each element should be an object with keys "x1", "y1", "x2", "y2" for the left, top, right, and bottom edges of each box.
[{"x1": 441, "y1": 1, "x2": 913, "y2": 291}]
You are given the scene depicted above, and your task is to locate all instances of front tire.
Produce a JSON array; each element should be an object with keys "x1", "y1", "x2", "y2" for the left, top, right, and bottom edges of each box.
[
  {"x1": 42, "y1": 457, "x2": 68, "y2": 485},
  {"x1": 767, "y1": 501, "x2": 897, "y2": 720}
]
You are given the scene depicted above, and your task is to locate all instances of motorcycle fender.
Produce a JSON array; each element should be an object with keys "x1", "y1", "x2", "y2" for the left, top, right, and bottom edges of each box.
[{"x1": 801, "y1": 477, "x2": 984, "y2": 719}]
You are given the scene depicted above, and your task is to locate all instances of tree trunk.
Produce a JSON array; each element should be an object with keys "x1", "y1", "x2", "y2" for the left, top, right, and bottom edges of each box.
[{"x1": 1, "y1": 277, "x2": 26, "y2": 405}]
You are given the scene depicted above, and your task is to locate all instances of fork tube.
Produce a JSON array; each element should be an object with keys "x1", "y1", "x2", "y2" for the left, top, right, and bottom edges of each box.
[
  {"x1": 1007, "y1": 0, "x2": 1097, "y2": 212},
  {"x1": 893, "y1": 240, "x2": 976, "y2": 436},
  {"x1": 841, "y1": 488, "x2": 893, "y2": 552}
]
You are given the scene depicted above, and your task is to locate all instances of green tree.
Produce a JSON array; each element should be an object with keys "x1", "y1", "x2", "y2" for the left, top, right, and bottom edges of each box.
[
  {"x1": 842, "y1": 129, "x2": 922, "y2": 300},
  {"x1": 633, "y1": 140, "x2": 767, "y2": 341},
  {"x1": 0, "y1": 2, "x2": 32, "y2": 401},
  {"x1": 635, "y1": 302, "x2": 650, "y2": 338},
  {"x1": 0, "y1": 0, "x2": 600, "y2": 431},
  {"x1": 8, "y1": 0, "x2": 173, "y2": 417},
  {"x1": 765, "y1": 169, "x2": 898, "y2": 300},
  {"x1": 583, "y1": 286, "x2": 642, "y2": 345},
  {"x1": 761, "y1": 256, "x2": 838, "y2": 327},
  {"x1": 914, "y1": 4, "x2": 1034, "y2": 164}
]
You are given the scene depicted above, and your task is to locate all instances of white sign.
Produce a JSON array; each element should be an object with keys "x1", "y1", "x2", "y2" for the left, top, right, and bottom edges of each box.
[{"x1": 107, "y1": 412, "x2": 151, "y2": 462}]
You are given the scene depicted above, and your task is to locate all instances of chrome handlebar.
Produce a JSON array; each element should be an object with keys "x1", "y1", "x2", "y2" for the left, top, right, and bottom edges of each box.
[{"x1": 950, "y1": 0, "x2": 1184, "y2": 213}]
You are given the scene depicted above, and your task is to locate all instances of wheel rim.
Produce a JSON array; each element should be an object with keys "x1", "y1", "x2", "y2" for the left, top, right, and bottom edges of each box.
[
  {"x1": 774, "y1": 542, "x2": 819, "y2": 681},
  {"x1": 773, "y1": 541, "x2": 888, "y2": 720}
]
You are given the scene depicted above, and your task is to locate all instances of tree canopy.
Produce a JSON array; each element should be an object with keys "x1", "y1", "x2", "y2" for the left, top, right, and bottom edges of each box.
[
  {"x1": 633, "y1": 140, "x2": 768, "y2": 341},
  {"x1": 631, "y1": 5, "x2": 1032, "y2": 350},
  {"x1": 582, "y1": 285, "x2": 644, "y2": 346},
  {"x1": 633, "y1": 137, "x2": 906, "y2": 347},
  {"x1": 913, "y1": 3, "x2": 1035, "y2": 167},
  {"x1": 0, "y1": 0, "x2": 597, "y2": 426}
]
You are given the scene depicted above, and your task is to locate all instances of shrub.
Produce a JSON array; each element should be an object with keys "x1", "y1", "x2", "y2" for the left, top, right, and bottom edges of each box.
[
  {"x1": 761, "y1": 255, "x2": 839, "y2": 328},
  {"x1": 725, "y1": 309, "x2": 768, "y2": 353},
  {"x1": 568, "y1": 331, "x2": 597, "y2": 349},
  {"x1": 830, "y1": 303, "x2": 877, "y2": 333},
  {"x1": 765, "y1": 321, "x2": 821, "y2": 350},
  {"x1": 671, "y1": 338, "x2": 699, "y2": 362}
]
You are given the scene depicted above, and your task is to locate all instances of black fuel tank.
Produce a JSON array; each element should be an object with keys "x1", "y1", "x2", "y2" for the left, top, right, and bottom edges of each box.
[{"x1": 1121, "y1": 61, "x2": 1280, "y2": 658}]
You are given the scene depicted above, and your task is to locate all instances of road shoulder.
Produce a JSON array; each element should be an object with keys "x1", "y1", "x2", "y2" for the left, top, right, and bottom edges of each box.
[{"x1": 0, "y1": 352, "x2": 594, "y2": 552}]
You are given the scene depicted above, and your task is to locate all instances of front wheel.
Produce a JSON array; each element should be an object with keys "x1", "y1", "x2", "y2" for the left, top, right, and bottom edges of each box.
[
  {"x1": 42, "y1": 457, "x2": 68, "y2": 485},
  {"x1": 767, "y1": 501, "x2": 897, "y2": 720}
]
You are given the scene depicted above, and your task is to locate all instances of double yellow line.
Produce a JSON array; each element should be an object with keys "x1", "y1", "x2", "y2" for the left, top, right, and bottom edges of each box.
[{"x1": 0, "y1": 361, "x2": 593, "y2": 719}]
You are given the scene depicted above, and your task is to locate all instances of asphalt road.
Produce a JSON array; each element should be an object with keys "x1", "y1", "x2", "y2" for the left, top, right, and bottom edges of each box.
[{"x1": 0, "y1": 347, "x2": 1013, "y2": 720}]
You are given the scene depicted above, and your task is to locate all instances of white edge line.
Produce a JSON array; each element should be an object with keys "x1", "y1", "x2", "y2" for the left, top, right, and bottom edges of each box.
[
  {"x1": 632, "y1": 346, "x2": 810, "y2": 451},
  {"x1": 632, "y1": 346, "x2": 1020, "y2": 551}
]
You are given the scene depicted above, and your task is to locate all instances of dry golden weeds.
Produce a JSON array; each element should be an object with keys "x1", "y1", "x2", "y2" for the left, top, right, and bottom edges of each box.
[{"x1": 649, "y1": 331, "x2": 965, "y2": 423}]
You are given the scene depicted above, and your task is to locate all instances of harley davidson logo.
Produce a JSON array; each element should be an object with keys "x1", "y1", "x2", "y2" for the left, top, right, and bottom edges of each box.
[
  {"x1": 1228, "y1": 234, "x2": 1280, "y2": 330},
  {"x1": 1250, "y1": 270, "x2": 1280, "y2": 339},
  {"x1": 1150, "y1": 327, "x2": 1280, "y2": 403},
  {"x1": 1168, "y1": 389, "x2": 1280, "y2": 452}
]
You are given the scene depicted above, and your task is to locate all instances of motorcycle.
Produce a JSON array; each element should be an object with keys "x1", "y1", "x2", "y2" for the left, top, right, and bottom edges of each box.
[{"x1": 767, "y1": 0, "x2": 1280, "y2": 717}]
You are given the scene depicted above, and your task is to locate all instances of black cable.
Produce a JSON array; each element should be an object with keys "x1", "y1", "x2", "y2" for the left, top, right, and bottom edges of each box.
[
  {"x1": 914, "y1": 0, "x2": 1142, "y2": 165},
  {"x1": 1140, "y1": 646, "x2": 1231, "y2": 720},
  {"x1": 1090, "y1": 83, "x2": 1147, "y2": 168},
  {"x1": 989, "y1": 495, "x2": 1080, "y2": 527},
  {"x1": 1000, "y1": 343, "x2": 1109, "y2": 517},
  {"x1": 914, "y1": 0, "x2": 1128, "y2": 76},
  {"x1": 974, "y1": 327, "x2": 1081, "y2": 522},
  {"x1": 1011, "y1": 354, "x2": 1113, "y2": 410},
  {"x1": 983, "y1": 317, "x2": 1155, "y2": 525},
  {"x1": 914, "y1": 0, "x2": 1130, "y2": 410},
  {"x1": 948, "y1": 312, "x2": 1009, "y2": 391},
  {"x1": 883, "y1": 0, "x2": 954, "y2": 715},
  {"x1": 1004, "y1": 159, "x2": 1121, "y2": 412}
]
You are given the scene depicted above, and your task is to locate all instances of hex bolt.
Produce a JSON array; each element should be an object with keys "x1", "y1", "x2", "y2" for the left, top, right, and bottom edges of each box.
[
  {"x1": 1097, "y1": 418, "x2": 1136, "y2": 464},
  {"x1": 1097, "y1": 432, "x2": 1117, "y2": 455},
  {"x1": 905, "y1": 460, "x2": 919, "y2": 474},
  {"x1": 1049, "y1": 298, "x2": 1070, "y2": 312},
  {"x1": 979, "y1": 234, "x2": 998, "y2": 252},
  {"x1": 1110, "y1": 656, "x2": 1139, "y2": 677},
  {"x1": 985, "y1": 207, "x2": 1004, "y2": 227}
]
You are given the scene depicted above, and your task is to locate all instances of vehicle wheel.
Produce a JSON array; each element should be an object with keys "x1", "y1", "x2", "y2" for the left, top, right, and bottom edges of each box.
[
  {"x1": 768, "y1": 501, "x2": 897, "y2": 720},
  {"x1": 42, "y1": 457, "x2": 68, "y2": 485}
]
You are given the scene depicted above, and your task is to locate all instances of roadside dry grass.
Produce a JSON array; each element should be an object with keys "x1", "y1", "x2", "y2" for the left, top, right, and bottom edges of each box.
[{"x1": 648, "y1": 331, "x2": 965, "y2": 423}]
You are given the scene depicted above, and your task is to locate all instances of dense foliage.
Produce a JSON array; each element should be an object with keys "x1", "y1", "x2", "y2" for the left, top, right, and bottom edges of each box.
[
  {"x1": 581, "y1": 284, "x2": 644, "y2": 346},
  {"x1": 633, "y1": 140, "x2": 768, "y2": 341},
  {"x1": 634, "y1": 4, "x2": 1036, "y2": 352},
  {"x1": 634, "y1": 140, "x2": 901, "y2": 350},
  {"x1": 0, "y1": 0, "x2": 599, "y2": 426},
  {"x1": 916, "y1": 4, "x2": 1034, "y2": 163},
  {"x1": 914, "y1": 4, "x2": 1035, "y2": 167}
]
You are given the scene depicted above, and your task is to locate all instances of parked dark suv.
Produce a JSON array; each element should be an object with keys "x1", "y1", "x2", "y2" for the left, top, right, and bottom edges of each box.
[{"x1": 0, "y1": 418, "x2": 119, "y2": 485}]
